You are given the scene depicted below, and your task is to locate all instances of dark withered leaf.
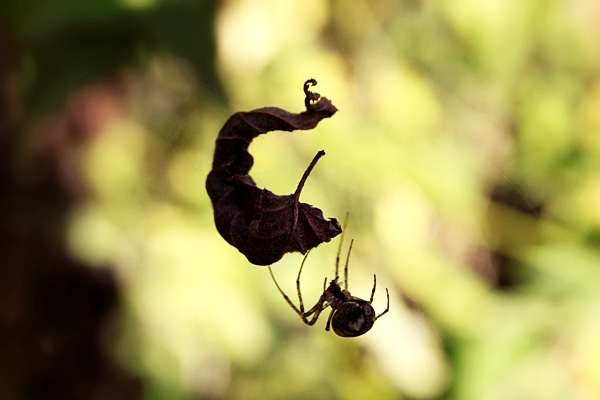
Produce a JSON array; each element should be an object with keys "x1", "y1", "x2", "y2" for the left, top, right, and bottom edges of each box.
[{"x1": 206, "y1": 79, "x2": 342, "y2": 265}]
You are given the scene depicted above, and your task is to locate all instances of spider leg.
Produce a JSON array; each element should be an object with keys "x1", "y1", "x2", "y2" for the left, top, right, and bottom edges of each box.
[
  {"x1": 375, "y1": 288, "x2": 390, "y2": 321},
  {"x1": 269, "y1": 265, "x2": 328, "y2": 326},
  {"x1": 335, "y1": 213, "x2": 349, "y2": 280},
  {"x1": 296, "y1": 251, "x2": 311, "y2": 313},
  {"x1": 324, "y1": 308, "x2": 335, "y2": 331},
  {"x1": 269, "y1": 266, "x2": 304, "y2": 318},
  {"x1": 295, "y1": 251, "x2": 330, "y2": 325},
  {"x1": 303, "y1": 301, "x2": 328, "y2": 326},
  {"x1": 344, "y1": 239, "x2": 354, "y2": 291},
  {"x1": 369, "y1": 274, "x2": 377, "y2": 304}
]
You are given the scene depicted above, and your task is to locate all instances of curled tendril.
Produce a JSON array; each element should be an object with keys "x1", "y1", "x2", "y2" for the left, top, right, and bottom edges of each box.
[{"x1": 304, "y1": 78, "x2": 321, "y2": 108}]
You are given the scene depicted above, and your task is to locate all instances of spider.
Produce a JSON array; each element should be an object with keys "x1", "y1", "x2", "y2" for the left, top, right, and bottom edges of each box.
[{"x1": 268, "y1": 230, "x2": 390, "y2": 337}]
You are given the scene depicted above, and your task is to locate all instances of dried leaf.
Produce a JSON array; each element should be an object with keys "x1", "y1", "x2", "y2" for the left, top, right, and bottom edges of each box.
[{"x1": 206, "y1": 79, "x2": 342, "y2": 265}]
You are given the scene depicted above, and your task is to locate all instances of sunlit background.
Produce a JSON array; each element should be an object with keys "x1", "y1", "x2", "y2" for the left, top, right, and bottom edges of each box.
[{"x1": 4, "y1": 0, "x2": 600, "y2": 398}]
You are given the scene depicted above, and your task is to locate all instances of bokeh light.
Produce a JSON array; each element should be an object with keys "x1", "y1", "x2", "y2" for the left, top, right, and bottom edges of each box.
[{"x1": 4, "y1": 0, "x2": 600, "y2": 399}]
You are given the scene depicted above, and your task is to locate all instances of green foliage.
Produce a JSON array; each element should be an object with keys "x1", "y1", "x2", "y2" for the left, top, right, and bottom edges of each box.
[{"x1": 6, "y1": 0, "x2": 600, "y2": 398}]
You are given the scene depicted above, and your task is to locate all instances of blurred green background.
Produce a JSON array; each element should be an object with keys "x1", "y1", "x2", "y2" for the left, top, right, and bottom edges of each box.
[{"x1": 3, "y1": 0, "x2": 600, "y2": 398}]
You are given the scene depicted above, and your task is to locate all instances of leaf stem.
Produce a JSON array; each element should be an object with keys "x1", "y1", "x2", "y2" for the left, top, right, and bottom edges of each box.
[{"x1": 295, "y1": 150, "x2": 325, "y2": 198}]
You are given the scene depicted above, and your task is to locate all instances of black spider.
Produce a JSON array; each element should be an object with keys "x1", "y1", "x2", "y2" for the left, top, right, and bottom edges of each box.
[{"x1": 269, "y1": 229, "x2": 389, "y2": 337}]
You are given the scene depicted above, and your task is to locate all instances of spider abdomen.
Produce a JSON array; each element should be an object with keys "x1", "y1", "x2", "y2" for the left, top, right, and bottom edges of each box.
[{"x1": 331, "y1": 299, "x2": 376, "y2": 337}]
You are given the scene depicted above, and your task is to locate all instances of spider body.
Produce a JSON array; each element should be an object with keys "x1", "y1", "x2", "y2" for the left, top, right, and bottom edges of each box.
[
  {"x1": 269, "y1": 220, "x2": 389, "y2": 337},
  {"x1": 334, "y1": 300, "x2": 377, "y2": 337}
]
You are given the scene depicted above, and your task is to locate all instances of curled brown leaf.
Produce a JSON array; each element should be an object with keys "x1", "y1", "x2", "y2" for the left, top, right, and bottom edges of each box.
[{"x1": 206, "y1": 80, "x2": 342, "y2": 265}]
